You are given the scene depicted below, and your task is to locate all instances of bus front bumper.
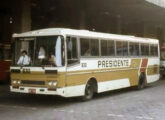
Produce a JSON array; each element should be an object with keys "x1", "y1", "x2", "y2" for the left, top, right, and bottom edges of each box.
[{"x1": 10, "y1": 86, "x2": 65, "y2": 97}]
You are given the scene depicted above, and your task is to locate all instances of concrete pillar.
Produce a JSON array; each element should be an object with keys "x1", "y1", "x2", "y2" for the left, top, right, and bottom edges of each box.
[
  {"x1": 12, "y1": 0, "x2": 31, "y2": 33},
  {"x1": 79, "y1": 11, "x2": 86, "y2": 29},
  {"x1": 116, "y1": 15, "x2": 122, "y2": 34},
  {"x1": 2, "y1": 15, "x2": 13, "y2": 42},
  {"x1": 143, "y1": 23, "x2": 157, "y2": 38},
  {"x1": 21, "y1": 0, "x2": 31, "y2": 32},
  {"x1": 135, "y1": 22, "x2": 145, "y2": 37},
  {"x1": 156, "y1": 26, "x2": 164, "y2": 47}
]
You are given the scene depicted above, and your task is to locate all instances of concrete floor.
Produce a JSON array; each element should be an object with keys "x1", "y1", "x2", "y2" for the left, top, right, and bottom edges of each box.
[{"x1": 0, "y1": 79, "x2": 165, "y2": 120}]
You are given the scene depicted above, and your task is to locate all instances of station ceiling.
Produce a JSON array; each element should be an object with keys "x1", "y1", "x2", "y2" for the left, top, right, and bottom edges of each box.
[
  {"x1": 0, "y1": 0, "x2": 165, "y2": 25},
  {"x1": 31, "y1": 0, "x2": 165, "y2": 24},
  {"x1": 1, "y1": 0, "x2": 165, "y2": 32}
]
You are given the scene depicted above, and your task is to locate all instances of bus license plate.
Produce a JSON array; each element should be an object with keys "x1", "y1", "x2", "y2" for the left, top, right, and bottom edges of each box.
[{"x1": 29, "y1": 89, "x2": 36, "y2": 94}]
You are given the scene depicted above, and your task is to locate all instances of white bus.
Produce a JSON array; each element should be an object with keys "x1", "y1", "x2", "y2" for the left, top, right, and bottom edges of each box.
[{"x1": 10, "y1": 28, "x2": 160, "y2": 100}]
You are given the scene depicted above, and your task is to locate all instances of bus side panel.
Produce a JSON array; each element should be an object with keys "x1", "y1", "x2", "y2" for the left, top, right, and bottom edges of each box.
[
  {"x1": 65, "y1": 58, "x2": 160, "y2": 97},
  {"x1": 95, "y1": 59, "x2": 141, "y2": 93},
  {"x1": 65, "y1": 68, "x2": 87, "y2": 97},
  {"x1": 65, "y1": 58, "x2": 142, "y2": 97},
  {"x1": 146, "y1": 58, "x2": 160, "y2": 83}
]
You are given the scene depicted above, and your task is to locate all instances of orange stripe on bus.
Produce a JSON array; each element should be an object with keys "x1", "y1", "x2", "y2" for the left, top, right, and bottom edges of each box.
[{"x1": 140, "y1": 59, "x2": 148, "y2": 72}]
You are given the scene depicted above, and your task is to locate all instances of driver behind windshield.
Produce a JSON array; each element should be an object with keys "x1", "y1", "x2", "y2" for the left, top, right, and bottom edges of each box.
[{"x1": 17, "y1": 50, "x2": 30, "y2": 65}]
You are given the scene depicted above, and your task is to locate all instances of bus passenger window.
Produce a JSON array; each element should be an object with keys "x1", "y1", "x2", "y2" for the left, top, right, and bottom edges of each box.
[
  {"x1": 116, "y1": 41, "x2": 123, "y2": 56},
  {"x1": 129, "y1": 42, "x2": 139, "y2": 56},
  {"x1": 80, "y1": 38, "x2": 90, "y2": 56},
  {"x1": 123, "y1": 42, "x2": 128, "y2": 56},
  {"x1": 141, "y1": 44, "x2": 149, "y2": 56},
  {"x1": 67, "y1": 37, "x2": 78, "y2": 64},
  {"x1": 150, "y1": 45, "x2": 158, "y2": 56},
  {"x1": 116, "y1": 41, "x2": 128, "y2": 56},
  {"x1": 91, "y1": 39, "x2": 99, "y2": 56},
  {"x1": 101, "y1": 40, "x2": 107, "y2": 56},
  {"x1": 107, "y1": 40, "x2": 115, "y2": 56}
]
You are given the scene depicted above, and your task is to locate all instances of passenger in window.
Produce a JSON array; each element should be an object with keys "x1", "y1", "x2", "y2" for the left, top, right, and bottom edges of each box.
[
  {"x1": 84, "y1": 49, "x2": 91, "y2": 56},
  {"x1": 67, "y1": 40, "x2": 72, "y2": 59},
  {"x1": 38, "y1": 45, "x2": 49, "y2": 65},
  {"x1": 49, "y1": 53, "x2": 56, "y2": 66},
  {"x1": 17, "y1": 50, "x2": 30, "y2": 66},
  {"x1": 67, "y1": 40, "x2": 72, "y2": 52},
  {"x1": 38, "y1": 46, "x2": 46, "y2": 59}
]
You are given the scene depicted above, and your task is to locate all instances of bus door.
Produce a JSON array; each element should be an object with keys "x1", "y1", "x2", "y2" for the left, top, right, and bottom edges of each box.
[{"x1": 66, "y1": 36, "x2": 79, "y2": 87}]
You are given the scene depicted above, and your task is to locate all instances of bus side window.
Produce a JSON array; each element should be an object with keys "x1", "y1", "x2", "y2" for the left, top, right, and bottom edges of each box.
[
  {"x1": 150, "y1": 45, "x2": 158, "y2": 56},
  {"x1": 107, "y1": 40, "x2": 115, "y2": 56},
  {"x1": 101, "y1": 40, "x2": 108, "y2": 56},
  {"x1": 129, "y1": 42, "x2": 139, "y2": 56},
  {"x1": 141, "y1": 44, "x2": 149, "y2": 56},
  {"x1": 80, "y1": 38, "x2": 90, "y2": 56},
  {"x1": 123, "y1": 42, "x2": 128, "y2": 56},
  {"x1": 91, "y1": 39, "x2": 99, "y2": 56},
  {"x1": 67, "y1": 37, "x2": 78, "y2": 64},
  {"x1": 101, "y1": 40, "x2": 115, "y2": 56},
  {"x1": 116, "y1": 41, "x2": 128, "y2": 56}
]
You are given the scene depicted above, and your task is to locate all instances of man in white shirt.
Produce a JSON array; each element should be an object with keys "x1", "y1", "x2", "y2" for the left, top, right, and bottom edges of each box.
[
  {"x1": 38, "y1": 46, "x2": 46, "y2": 59},
  {"x1": 17, "y1": 50, "x2": 30, "y2": 65}
]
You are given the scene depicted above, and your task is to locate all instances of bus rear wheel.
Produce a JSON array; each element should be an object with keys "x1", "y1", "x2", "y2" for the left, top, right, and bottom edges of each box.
[{"x1": 137, "y1": 73, "x2": 146, "y2": 90}]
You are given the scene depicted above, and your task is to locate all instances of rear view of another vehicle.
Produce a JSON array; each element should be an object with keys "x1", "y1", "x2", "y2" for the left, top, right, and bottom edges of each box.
[
  {"x1": 0, "y1": 44, "x2": 11, "y2": 83},
  {"x1": 160, "y1": 59, "x2": 165, "y2": 77}
]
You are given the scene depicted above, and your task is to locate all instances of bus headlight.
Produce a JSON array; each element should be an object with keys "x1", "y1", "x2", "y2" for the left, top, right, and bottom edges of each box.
[
  {"x1": 52, "y1": 82, "x2": 57, "y2": 86},
  {"x1": 13, "y1": 80, "x2": 17, "y2": 84},
  {"x1": 17, "y1": 80, "x2": 21, "y2": 84},
  {"x1": 12, "y1": 80, "x2": 21, "y2": 84},
  {"x1": 48, "y1": 82, "x2": 53, "y2": 86},
  {"x1": 48, "y1": 81, "x2": 57, "y2": 86}
]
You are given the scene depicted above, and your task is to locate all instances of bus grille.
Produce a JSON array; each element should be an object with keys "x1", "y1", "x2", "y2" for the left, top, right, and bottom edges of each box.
[
  {"x1": 21, "y1": 80, "x2": 45, "y2": 85},
  {"x1": 11, "y1": 69, "x2": 21, "y2": 73}
]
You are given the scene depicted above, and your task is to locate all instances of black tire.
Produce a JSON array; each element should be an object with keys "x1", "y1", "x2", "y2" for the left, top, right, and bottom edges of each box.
[
  {"x1": 137, "y1": 73, "x2": 146, "y2": 90},
  {"x1": 82, "y1": 81, "x2": 95, "y2": 101}
]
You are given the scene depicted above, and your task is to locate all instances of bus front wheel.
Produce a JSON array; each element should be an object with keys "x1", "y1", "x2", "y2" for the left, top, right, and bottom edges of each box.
[{"x1": 82, "y1": 81, "x2": 95, "y2": 101}]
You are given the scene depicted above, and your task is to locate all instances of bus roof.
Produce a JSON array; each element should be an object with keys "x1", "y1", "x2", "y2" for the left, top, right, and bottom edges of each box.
[{"x1": 12, "y1": 28, "x2": 159, "y2": 44}]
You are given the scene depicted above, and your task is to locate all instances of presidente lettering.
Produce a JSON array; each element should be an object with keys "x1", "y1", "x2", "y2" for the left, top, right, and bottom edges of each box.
[{"x1": 98, "y1": 60, "x2": 129, "y2": 68}]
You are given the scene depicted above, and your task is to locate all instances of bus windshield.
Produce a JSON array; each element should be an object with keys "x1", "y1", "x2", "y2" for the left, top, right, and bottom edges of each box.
[{"x1": 13, "y1": 36, "x2": 65, "y2": 67}]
